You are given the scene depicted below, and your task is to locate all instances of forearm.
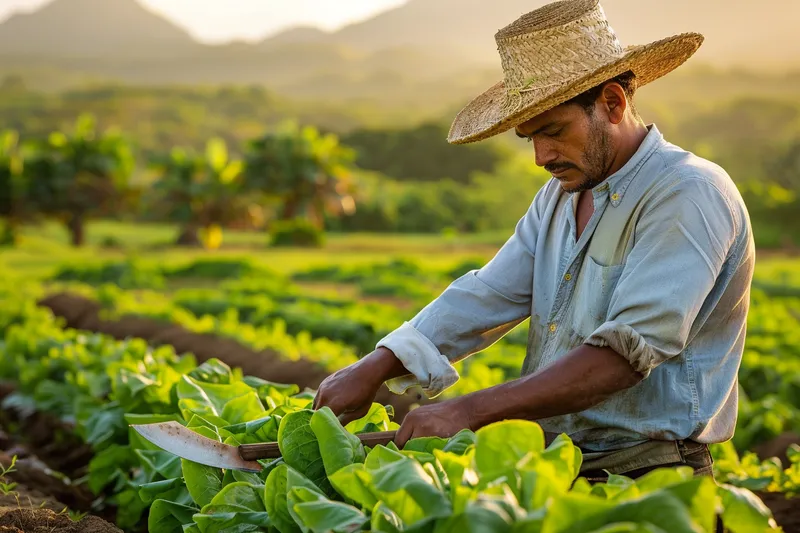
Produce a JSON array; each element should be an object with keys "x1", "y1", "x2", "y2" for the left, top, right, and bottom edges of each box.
[
  {"x1": 358, "y1": 346, "x2": 410, "y2": 384},
  {"x1": 375, "y1": 273, "x2": 532, "y2": 400},
  {"x1": 405, "y1": 273, "x2": 531, "y2": 365},
  {"x1": 464, "y1": 344, "x2": 643, "y2": 429}
]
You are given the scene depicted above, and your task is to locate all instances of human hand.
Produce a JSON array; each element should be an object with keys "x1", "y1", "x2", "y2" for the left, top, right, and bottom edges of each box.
[
  {"x1": 394, "y1": 397, "x2": 476, "y2": 448},
  {"x1": 312, "y1": 347, "x2": 405, "y2": 426}
]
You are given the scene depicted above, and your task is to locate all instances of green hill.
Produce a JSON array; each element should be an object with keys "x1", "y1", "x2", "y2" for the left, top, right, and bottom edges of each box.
[
  {"x1": 0, "y1": 0, "x2": 200, "y2": 59},
  {"x1": 0, "y1": 0, "x2": 795, "y2": 109}
]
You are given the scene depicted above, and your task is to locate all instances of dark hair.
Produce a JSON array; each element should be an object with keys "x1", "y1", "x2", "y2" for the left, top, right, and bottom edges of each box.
[{"x1": 565, "y1": 70, "x2": 639, "y2": 118}]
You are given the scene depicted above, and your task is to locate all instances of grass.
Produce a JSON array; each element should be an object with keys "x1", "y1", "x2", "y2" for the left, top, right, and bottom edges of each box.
[
  {"x1": 1, "y1": 220, "x2": 504, "y2": 279},
  {"x1": 1, "y1": 219, "x2": 797, "y2": 283},
  {"x1": 0, "y1": 456, "x2": 18, "y2": 497}
]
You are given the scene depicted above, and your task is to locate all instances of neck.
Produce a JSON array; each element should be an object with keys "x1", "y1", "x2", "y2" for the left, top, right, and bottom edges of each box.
[{"x1": 605, "y1": 116, "x2": 649, "y2": 179}]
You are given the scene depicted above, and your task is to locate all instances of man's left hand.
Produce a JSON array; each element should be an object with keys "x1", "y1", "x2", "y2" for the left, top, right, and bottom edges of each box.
[{"x1": 395, "y1": 397, "x2": 476, "y2": 449}]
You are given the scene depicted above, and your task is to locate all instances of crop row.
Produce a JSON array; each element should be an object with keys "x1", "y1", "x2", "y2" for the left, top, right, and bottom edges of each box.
[
  {"x1": 0, "y1": 280, "x2": 784, "y2": 532},
  {"x1": 47, "y1": 265, "x2": 800, "y2": 453}
]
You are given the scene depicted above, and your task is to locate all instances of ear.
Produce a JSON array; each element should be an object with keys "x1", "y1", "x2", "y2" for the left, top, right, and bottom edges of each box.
[{"x1": 599, "y1": 83, "x2": 627, "y2": 125}]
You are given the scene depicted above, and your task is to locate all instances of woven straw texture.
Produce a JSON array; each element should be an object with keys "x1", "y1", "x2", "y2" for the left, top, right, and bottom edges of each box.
[{"x1": 447, "y1": 0, "x2": 703, "y2": 144}]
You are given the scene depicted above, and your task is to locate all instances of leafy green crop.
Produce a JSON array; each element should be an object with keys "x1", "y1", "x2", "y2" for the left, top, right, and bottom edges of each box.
[
  {"x1": 0, "y1": 270, "x2": 797, "y2": 532},
  {"x1": 141, "y1": 404, "x2": 780, "y2": 533},
  {"x1": 51, "y1": 258, "x2": 165, "y2": 289},
  {"x1": 713, "y1": 440, "x2": 800, "y2": 496}
]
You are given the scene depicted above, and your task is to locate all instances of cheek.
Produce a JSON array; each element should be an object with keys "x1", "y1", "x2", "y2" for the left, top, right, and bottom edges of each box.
[
  {"x1": 556, "y1": 140, "x2": 582, "y2": 164},
  {"x1": 570, "y1": 131, "x2": 594, "y2": 158}
]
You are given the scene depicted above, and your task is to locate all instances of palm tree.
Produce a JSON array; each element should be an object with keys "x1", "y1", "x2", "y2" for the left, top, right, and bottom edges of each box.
[
  {"x1": 24, "y1": 114, "x2": 134, "y2": 247},
  {"x1": 148, "y1": 137, "x2": 256, "y2": 249},
  {"x1": 244, "y1": 121, "x2": 357, "y2": 229},
  {"x1": 0, "y1": 130, "x2": 26, "y2": 246}
]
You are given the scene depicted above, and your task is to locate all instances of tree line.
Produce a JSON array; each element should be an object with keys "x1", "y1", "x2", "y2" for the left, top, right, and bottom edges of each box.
[
  {"x1": 0, "y1": 115, "x2": 357, "y2": 248},
  {"x1": 1, "y1": 98, "x2": 799, "y2": 250}
]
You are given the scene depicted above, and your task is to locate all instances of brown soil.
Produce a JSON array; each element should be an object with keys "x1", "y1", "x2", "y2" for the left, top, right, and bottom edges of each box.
[
  {"x1": 751, "y1": 433, "x2": 800, "y2": 532},
  {"x1": 0, "y1": 386, "x2": 111, "y2": 525},
  {"x1": 756, "y1": 492, "x2": 800, "y2": 533},
  {"x1": 0, "y1": 385, "x2": 94, "y2": 490},
  {"x1": 0, "y1": 452, "x2": 94, "y2": 514},
  {"x1": 0, "y1": 508, "x2": 121, "y2": 533},
  {"x1": 38, "y1": 292, "x2": 426, "y2": 420},
  {"x1": 755, "y1": 432, "x2": 800, "y2": 466},
  {"x1": 0, "y1": 427, "x2": 119, "y2": 532}
]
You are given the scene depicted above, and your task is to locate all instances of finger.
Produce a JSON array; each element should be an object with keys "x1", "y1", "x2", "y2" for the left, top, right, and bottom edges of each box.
[
  {"x1": 338, "y1": 403, "x2": 371, "y2": 427},
  {"x1": 395, "y1": 418, "x2": 414, "y2": 449},
  {"x1": 312, "y1": 389, "x2": 326, "y2": 410},
  {"x1": 322, "y1": 399, "x2": 344, "y2": 415},
  {"x1": 315, "y1": 394, "x2": 342, "y2": 414}
]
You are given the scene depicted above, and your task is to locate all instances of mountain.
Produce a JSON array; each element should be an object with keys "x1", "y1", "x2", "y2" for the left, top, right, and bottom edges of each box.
[
  {"x1": 260, "y1": 26, "x2": 330, "y2": 50},
  {"x1": 0, "y1": 0, "x2": 200, "y2": 59},
  {"x1": 325, "y1": 0, "x2": 525, "y2": 61},
  {"x1": 0, "y1": 0, "x2": 794, "y2": 113},
  {"x1": 263, "y1": 0, "x2": 800, "y2": 69},
  {"x1": 599, "y1": 0, "x2": 799, "y2": 70},
  {"x1": 0, "y1": 0, "x2": 796, "y2": 67}
]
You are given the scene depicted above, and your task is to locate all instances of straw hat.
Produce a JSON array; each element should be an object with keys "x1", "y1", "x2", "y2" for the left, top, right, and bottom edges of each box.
[{"x1": 447, "y1": 0, "x2": 704, "y2": 144}]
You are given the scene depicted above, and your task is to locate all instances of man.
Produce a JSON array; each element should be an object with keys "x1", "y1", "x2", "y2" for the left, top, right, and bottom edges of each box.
[{"x1": 313, "y1": 0, "x2": 755, "y2": 480}]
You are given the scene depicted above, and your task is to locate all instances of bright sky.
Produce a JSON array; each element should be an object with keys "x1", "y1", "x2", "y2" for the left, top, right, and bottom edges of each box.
[{"x1": 0, "y1": 0, "x2": 408, "y2": 42}]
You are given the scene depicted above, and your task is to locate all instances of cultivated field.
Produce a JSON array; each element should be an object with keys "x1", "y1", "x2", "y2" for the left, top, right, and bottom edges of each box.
[{"x1": 0, "y1": 223, "x2": 798, "y2": 532}]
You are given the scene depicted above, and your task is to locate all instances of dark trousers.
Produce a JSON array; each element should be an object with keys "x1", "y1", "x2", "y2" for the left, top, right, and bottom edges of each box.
[
  {"x1": 580, "y1": 439, "x2": 715, "y2": 482},
  {"x1": 578, "y1": 440, "x2": 722, "y2": 532}
]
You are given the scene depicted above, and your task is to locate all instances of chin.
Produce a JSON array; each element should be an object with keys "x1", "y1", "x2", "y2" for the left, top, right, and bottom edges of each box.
[
  {"x1": 559, "y1": 180, "x2": 585, "y2": 194},
  {"x1": 560, "y1": 175, "x2": 600, "y2": 194},
  {"x1": 554, "y1": 170, "x2": 587, "y2": 193}
]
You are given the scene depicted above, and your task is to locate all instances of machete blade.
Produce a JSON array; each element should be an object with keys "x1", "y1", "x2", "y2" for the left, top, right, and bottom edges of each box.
[{"x1": 131, "y1": 421, "x2": 262, "y2": 473}]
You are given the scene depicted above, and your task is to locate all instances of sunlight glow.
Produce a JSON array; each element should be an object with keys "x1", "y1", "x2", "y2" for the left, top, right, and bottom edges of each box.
[{"x1": 0, "y1": 0, "x2": 409, "y2": 43}]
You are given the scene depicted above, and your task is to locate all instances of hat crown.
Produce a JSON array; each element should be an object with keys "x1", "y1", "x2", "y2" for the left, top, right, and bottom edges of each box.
[{"x1": 496, "y1": 0, "x2": 625, "y2": 95}]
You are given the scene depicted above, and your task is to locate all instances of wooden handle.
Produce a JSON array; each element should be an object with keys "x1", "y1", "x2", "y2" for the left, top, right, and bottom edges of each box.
[
  {"x1": 239, "y1": 442, "x2": 281, "y2": 461},
  {"x1": 356, "y1": 431, "x2": 397, "y2": 448},
  {"x1": 238, "y1": 431, "x2": 398, "y2": 461}
]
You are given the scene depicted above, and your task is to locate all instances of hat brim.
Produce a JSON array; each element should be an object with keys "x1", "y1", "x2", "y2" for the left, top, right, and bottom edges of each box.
[{"x1": 447, "y1": 32, "x2": 704, "y2": 144}]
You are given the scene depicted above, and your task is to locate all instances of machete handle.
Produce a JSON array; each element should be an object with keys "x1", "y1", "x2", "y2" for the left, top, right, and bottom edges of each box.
[
  {"x1": 238, "y1": 430, "x2": 398, "y2": 461},
  {"x1": 357, "y1": 430, "x2": 398, "y2": 448}
]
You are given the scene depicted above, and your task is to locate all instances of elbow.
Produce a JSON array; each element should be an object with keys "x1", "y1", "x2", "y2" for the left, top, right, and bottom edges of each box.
[
  {"x1": 599, "y1": 345, "x2": 646, "y2": 394},
  {"x1": 622, "y1": 365, "x2": 645, "y2": 389}
]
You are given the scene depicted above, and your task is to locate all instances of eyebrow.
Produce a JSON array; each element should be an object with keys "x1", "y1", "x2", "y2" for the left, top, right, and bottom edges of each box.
[{"x1": 515, "y1": 121, "x2": 561, "y2": 138}]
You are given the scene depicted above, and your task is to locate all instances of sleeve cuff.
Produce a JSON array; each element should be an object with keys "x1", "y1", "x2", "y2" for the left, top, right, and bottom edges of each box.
[
  {"x1": 584, "y1": 321, "x2": 663, "y2": 378},
  {"x1": 376, "y1": 322, "x2": 459, "y2": 399}
]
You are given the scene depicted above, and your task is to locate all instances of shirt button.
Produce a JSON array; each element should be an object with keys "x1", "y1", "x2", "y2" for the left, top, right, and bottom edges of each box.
[
  {"x1": 564, "y1": 273, "x2": 572, "y2": 281},
  {"x1": 611, "y1": 193, "x2": 620, "y2": 202},
  {"x1": 549, "y1": 323, "x2": 557, "y2": 333}
]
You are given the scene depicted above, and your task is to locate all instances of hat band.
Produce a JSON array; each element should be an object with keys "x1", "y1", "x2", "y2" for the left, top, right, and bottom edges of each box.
[{"x1": 502, "y1": 64, "x2": 600, "y2": 114}]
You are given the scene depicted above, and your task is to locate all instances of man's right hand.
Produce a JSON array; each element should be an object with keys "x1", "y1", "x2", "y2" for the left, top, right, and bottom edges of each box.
[{"x1": 312, "y1": 346, "x2": 409, "y2": 426}]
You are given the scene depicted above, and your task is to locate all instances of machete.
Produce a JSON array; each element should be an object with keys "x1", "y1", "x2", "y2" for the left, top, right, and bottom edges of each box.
[{"x1": 131, "y1": 421, "x2": 397, "y2": 473}]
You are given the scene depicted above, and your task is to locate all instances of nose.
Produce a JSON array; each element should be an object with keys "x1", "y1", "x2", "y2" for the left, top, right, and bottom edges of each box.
[{"x1": 533, "y1": 138, "x2": 558, "y2": 168}]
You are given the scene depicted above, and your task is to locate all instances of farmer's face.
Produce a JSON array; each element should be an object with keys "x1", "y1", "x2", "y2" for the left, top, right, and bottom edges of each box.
[{"x1": 516, "y1": 101, "x2": 614, "y2": 194}]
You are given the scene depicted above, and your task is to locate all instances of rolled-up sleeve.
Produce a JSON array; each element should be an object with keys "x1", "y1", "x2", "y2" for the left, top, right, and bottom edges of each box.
[
  {"x1": 378, "y1": 185, "x2": 548, "y2": 397},
  {"x1": 584, "y1": 176, "x2": 739, "y2": 377}
]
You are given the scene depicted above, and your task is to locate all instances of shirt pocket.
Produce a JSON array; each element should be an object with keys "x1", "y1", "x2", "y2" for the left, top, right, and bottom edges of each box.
[{"x1": 572, "y1": 255, "x2": 625, "y2": 336}]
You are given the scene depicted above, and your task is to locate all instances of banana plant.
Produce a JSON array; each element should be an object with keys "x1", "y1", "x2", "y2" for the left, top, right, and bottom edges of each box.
[
  {"x1": 24, "y1": 113, "x2": 134, "y2": 247},
  {"x1": 0, "y1": 130, "x2": 26, "y2": 246},
  {"x1": 244, "y1": 120, "x2": 357, "y2": 229},
  {"x1": 148, "y1": 137, "x2": 254, "y2": 249}
]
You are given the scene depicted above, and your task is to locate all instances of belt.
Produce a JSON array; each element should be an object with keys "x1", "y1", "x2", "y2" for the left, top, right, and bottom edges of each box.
[{"x1": 577, "y1": 439, "x2": 714, "y2": 482}]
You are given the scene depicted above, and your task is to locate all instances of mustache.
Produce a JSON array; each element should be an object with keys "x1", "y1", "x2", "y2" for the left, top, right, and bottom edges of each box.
[{"x1": 544, "y1": 162, "x2": 578, "y2": 174}]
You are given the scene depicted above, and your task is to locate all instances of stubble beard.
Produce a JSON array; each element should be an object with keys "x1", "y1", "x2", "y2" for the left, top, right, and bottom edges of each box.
[{"x1": 562, "y1": 114, "x2": 614, "y2": 194}]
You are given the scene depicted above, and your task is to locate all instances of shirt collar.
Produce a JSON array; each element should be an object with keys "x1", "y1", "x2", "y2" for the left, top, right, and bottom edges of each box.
[{"x1": 592, "y1": 123, "x2": 665, "y2": 207}]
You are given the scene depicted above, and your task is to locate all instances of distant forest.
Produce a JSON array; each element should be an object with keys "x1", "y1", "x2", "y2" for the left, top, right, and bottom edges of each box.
[{"x1": 0, "y1": 66, "x2": 798, "y2": 248}]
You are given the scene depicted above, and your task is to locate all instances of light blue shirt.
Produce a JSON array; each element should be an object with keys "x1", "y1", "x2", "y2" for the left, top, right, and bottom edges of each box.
[{"x1": 379, "y1": 124, "x2": 756, "y2": 452}]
